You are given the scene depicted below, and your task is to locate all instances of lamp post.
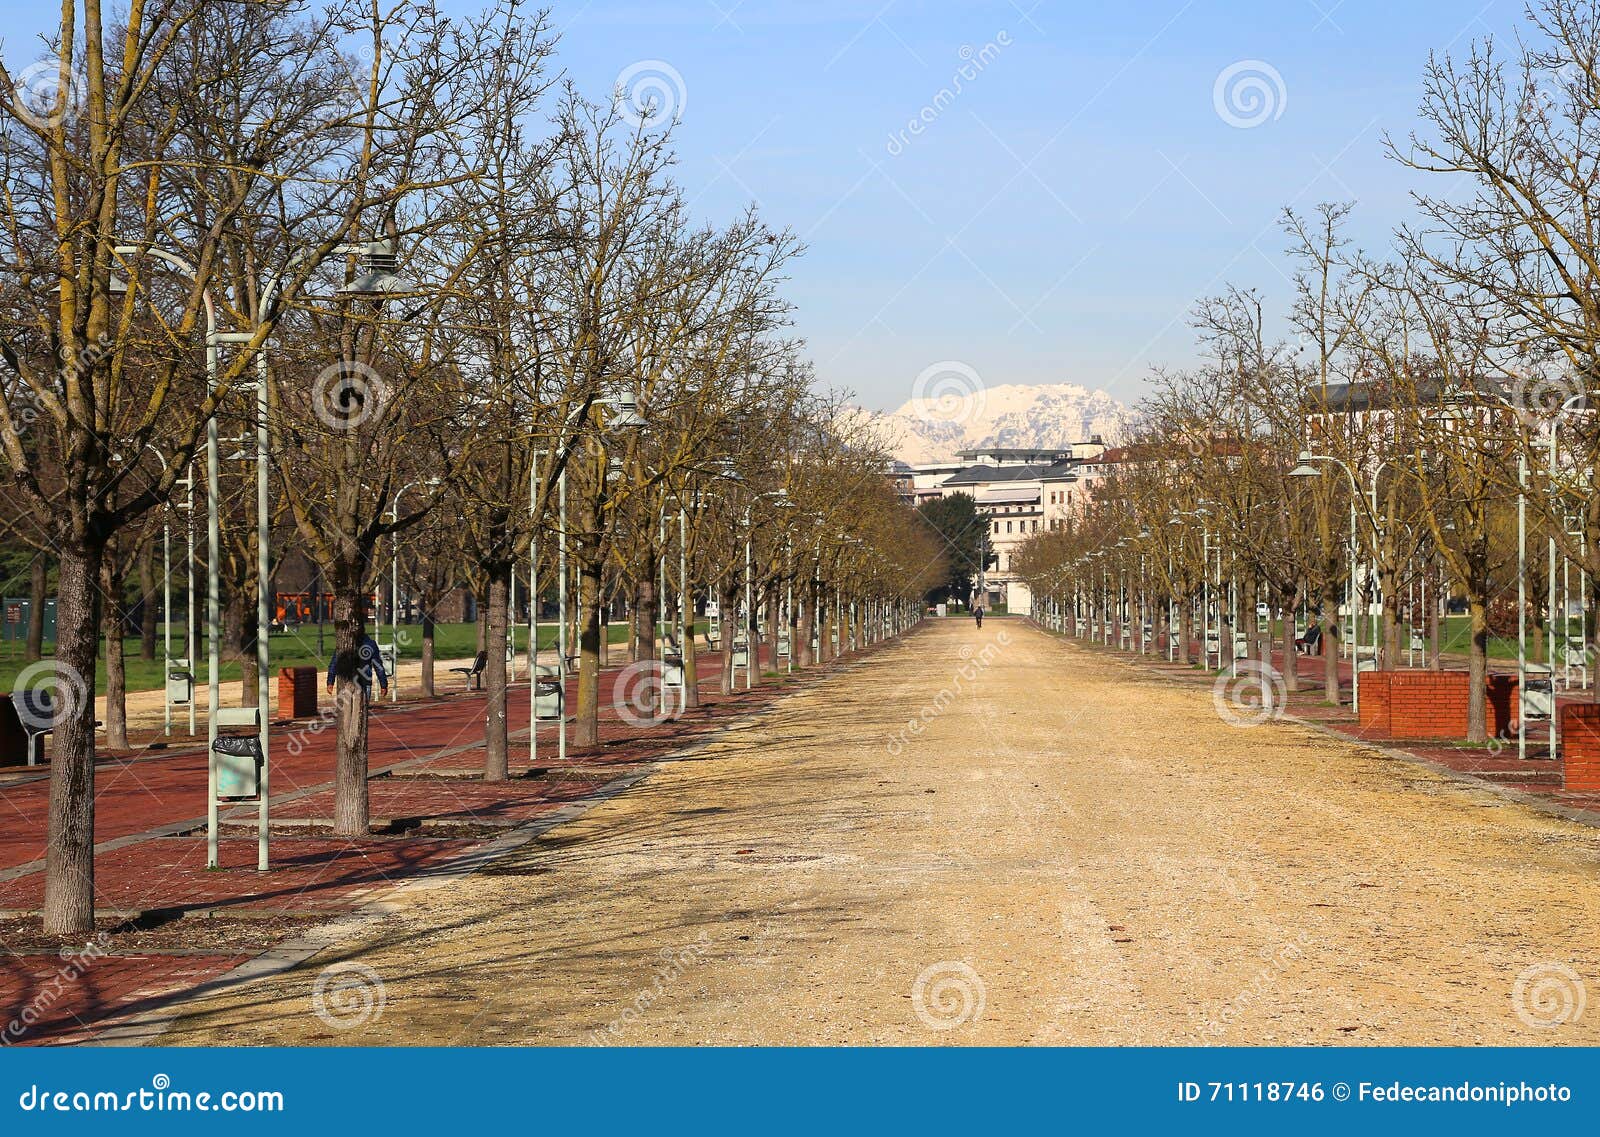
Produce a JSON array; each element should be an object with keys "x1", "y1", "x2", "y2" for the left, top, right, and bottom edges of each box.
[
  {"x1": 1289, "y1": 450, "x2": 1361, "y2": 715},
  {"x1": 118, "y1": 245, "x2": 225, "y2": 866},
  {"x1": 386, "y1": 478, "x2": 439, "y2": 702},
  {"x1": 554, "y1": 393, "x2": 646, "y2": 755},
  {"x1": 209, "y1": 239, "x2": 409, "y2": 869},
  {"x1": 742, "y1": 490, "x2": 790, "y2": 688}
]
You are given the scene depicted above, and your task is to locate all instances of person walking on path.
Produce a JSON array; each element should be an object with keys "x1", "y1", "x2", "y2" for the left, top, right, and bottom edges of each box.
[
  {"x1": 974, "y1": 605, "x2": 984, "y2": 629},
  {"x1": 327, "y1": 630, "x2": 389, "y2": 701}
]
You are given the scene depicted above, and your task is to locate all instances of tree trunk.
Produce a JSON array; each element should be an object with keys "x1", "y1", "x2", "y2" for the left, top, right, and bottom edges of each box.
[
  {"x1": 421, "y1": 608, "x2": 436, "y2": 697},
  {"x1": 1179, "y1": 599, "x2": 1195, "y2": 666},
  {"x1": 632, "y1": 568, "x2": 656, "y2": 668},
  {"x1": 1322, "y1": 584, "x2": 1341, "y2": 704},
  {"x1": 26, "y1": 554, "x2": 46, "y2": 662},
  {"x1": 1428, "y1": 564, "x2": 1442, "y2": 669},
  {"x1": 719, "y1": 580, "x2": 738, "y2": 692},
  {"x1": 1466, "y1": 594, "x2": 1488, "y2": 743},
  {"x1": 42, "y1": 542, "x2": 103, "y2": 935},
  {"x1": 239, "y1": 580, "x2": 259, "y2": 708},
  {"x1": 814, "y1": 583, "x2": 829, "y2": 664},
  {"x1": 682, "y1": 587, "x2": 699, "y2": 709},
  {"x1": 484, "y1": 563, "x2": 511, "y2": 781},
  {"x1": 100, "y1": 549, "x2": 129, "y2": 751},
  {"x1": 575, "y1": 542, "x2": 603, "y2": 747},
  {"x1": 1279, "y1": 589, "x2": 1300, "y2": 694},
  {"x1": 330, "y1": 581, "x2": 372, "y2": 837},
  {"x1": 138, "y1": 537, "x2": 158, "y2": 661},
  {"x1": 797, "y1": 586, "x2": 815, "y2": 668},
  {"x1": 766, "y1": 589, "x2": 781, "y2": 674}
]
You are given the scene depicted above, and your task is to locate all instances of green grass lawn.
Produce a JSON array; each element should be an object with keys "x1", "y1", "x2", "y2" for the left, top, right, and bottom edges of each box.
[{"x1": 0, "y1": 619, "x2": 705, "y2": 695}]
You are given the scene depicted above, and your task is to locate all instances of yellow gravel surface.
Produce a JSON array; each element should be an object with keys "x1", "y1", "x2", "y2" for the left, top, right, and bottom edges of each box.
[{"x1": 155, "y1": 619, "x2": 1600, "y2": 1045}]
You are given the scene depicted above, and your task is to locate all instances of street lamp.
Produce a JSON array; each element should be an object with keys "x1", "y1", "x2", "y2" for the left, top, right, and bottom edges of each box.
[
  {"x1": 1289, "y1": 450, "x2": 1362, "y2": 715},
  {"x1": 552, "y1": 392, "x2": 647, "y2": 760},
  {"x1": 742, "y1": 489, "x2": 790, "y2": 688},
  {"x1": 387, "y1": 477, "x2": 440, "y2": 702},
  {"x1": 115, "y1": 244, "x2": 231, "y2": 867}
]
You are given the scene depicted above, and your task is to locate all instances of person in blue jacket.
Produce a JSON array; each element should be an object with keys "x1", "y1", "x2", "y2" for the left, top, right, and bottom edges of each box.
[{"x1": 327, "y1": 631, "x2": 389, "y2": 699}]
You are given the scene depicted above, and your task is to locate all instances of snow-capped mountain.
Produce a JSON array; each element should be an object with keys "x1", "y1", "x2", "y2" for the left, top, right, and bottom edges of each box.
[{"x1": 861, "y1": 382, "x2": 1128, "y2": 465}]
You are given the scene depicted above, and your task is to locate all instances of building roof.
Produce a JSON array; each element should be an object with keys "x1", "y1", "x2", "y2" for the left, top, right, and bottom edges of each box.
[
  {"x1": 975, "y1": 486, "x2": 1041, "y2": 505},
  {"x1": 955, "y1": 446, "x2": 1072, "y2": 462},
  {"x1": 942, "y1": 463, "x2": 1050, "y2": 486}
]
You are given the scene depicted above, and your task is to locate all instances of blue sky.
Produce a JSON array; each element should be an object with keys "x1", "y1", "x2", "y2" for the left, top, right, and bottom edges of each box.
[{"x1": 1, "y1": 0, "x2": 1530, "y2": 410}]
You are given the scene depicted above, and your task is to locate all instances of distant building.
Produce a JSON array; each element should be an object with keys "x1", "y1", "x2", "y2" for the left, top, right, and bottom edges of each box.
[{"x1": 903, "y1": 439, "x2": 1108, "y2": 613}]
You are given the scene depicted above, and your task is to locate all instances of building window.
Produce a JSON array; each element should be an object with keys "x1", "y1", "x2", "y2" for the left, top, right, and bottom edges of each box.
[
  {"x1": 1006, "y1": 521, "x2": 1012, "y2": 533},
  {"x1": 1032, "y1": 519, "x2": 1038, "y2": 531}
]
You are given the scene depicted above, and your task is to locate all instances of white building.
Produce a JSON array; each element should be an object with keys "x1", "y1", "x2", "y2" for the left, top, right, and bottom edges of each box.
[{"x1": 907, "y1": 441, "x2": 1107, "y2": 614}]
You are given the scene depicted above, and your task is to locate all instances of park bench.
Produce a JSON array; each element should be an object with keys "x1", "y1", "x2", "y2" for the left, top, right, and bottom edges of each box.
[
  {"x1": 1294, "y1": 625, "x2": 1322, "y2": 656},
  {"x1": 0, "y1": 690, "x2": 97, "y2": 766},
  {"x1": 450, "y1": 650, "x2": 489, "y2": 691}
]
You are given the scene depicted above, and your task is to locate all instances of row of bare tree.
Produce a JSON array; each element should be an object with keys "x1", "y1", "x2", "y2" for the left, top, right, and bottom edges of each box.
[
  {"x1": 1014, "y1": 0, "x2": 1600, "y2": 744},
  {"x1": 0, "y1": 1, "x2": 943, "y2": 935}
]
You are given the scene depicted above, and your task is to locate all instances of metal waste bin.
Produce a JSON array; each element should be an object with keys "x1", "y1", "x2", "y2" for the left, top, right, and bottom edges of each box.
[
  {"x1": 776, "y1": 635, "x2": 790, "y2": 659},
  {"x1": 1523, "y1": 664, "x2": 1555, "y2": 721},
  {"x1": 212, "y1": 707, "x2": 262, "y2": 800},
  {"x1": 663, "y1": 652, "x2": 684, "y2": 689},
  {"x1": 731, "y1": 639, "x2": 749, "y2": 669},
  {"x1": 167, "y1": 658, "x2": 194, "y2": 706},
  {"x1": 533, "y1": 664, "x2": 563, "y2": 721}
]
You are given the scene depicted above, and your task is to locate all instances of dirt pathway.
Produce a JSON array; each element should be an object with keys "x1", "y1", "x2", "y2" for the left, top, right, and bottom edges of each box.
[{"x1": 153, "y1": 620, "x2": 1600, "y2": 1045}]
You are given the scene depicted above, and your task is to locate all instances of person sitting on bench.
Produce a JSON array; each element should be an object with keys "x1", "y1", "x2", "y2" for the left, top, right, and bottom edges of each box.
[{"x1": 1294, "y1": 623, "x2": 1323, "y2": 655}]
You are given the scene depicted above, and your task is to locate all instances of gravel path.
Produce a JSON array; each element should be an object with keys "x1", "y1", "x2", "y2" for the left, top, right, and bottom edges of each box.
[{"x1": 154, "y1": 619, "x2": 1600, "y2": 1045}]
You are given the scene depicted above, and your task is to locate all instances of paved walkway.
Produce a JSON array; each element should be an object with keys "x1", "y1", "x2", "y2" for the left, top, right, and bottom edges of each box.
[{"x1": 145, "y1": 619, "x2": 1600, "y2": 1045}]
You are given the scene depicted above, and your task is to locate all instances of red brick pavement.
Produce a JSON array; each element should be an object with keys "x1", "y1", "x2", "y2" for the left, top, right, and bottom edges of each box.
[
  {"x1": 0, "y1": 635, "x2": 903, "y2": 1044},
  {"x1": 1046, "y1": 622, "x2": 1593, "y2": 819},
  {"x1": 2, "y1": 952, "x2": 249, "y2": 1046}
]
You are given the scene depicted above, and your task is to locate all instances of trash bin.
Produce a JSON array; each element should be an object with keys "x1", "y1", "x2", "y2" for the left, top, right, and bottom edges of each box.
[
  {"x1": 731, "y1": 639, "x2": 749, "y2": 669},
  {"x1": 1523, "y1": 664, "x2": 1555, "y2": 721},
  {"x1": 776, "y1": 635, "x2": 790, "y2": 659},
  {"x1": 167, "y1": 658, "x2": 194, "y2": 706},
  {"x1": 212, "y1": 734, "x2": 263, "y2": 799},
  {"x1": 663, "y1": 652, "x2": 684, "y2": 688},
  {"x1": 533, "y1": 665, "x2": 563, "y2": 721}
]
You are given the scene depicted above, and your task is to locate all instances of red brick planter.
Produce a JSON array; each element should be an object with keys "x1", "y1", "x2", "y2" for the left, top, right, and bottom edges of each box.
[
  {"x1": 1361, "y1": 670, "x2": 1520, "y2": 741},
  {"x1": 277, "y1": 666, "x2": 319, "y2": 720},
  {"x1": 1358, "y1": 671, "x2": 1392, "y2": 733},
  {"x1": 1562, "y1": 704, "x2": 1600, "y2": 792}
]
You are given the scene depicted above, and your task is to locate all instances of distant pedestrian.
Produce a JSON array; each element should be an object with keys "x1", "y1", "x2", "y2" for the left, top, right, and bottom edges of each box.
[
  {"x1": 974, "y1": 605, "x2": 984, "y2": 629},
  {"x1": 327, "y1": 631, "x2": 389, "y2": 701}
]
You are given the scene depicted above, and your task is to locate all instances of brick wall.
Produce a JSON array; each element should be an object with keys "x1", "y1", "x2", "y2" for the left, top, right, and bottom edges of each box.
[
  {"x1": 1358, "y1": 671, "x2": 1392, "y2": 734},
  {"x1": 1372, "y1": 670, "x2": 1519, "y2": 740},
  {"x1": 1563, "y1": 703, "x2": 1600, "y2": 792},
  {"x1": 1485, "y1": 674, "x2": 1519, "y2": 739},
  {"x1": 277, "y1": 666, "x2": 318, "y2": 720},
  {"x1": 1385, "y1": 671, "x2": 1469, "y2": 738}
]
